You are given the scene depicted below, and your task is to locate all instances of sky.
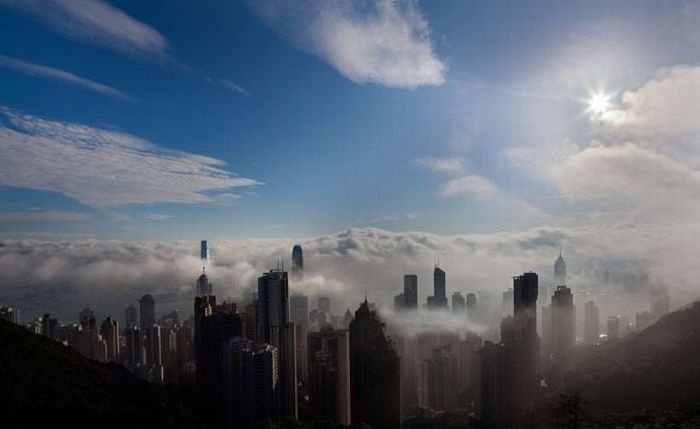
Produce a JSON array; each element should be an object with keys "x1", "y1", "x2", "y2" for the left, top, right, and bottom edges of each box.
[{"x1": 1, "y1": 0, "x2": 700, "y2": 321}]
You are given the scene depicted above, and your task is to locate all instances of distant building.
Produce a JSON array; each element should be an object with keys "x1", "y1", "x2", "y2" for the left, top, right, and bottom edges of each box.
[
  {"x1": 290, "y1": 294, "x2": 309, "y2": 385},
  {"x1": 349, "y1": 298, "x2": 400, "y2": 429},
  {"x1": 583, "y1": 301, "x2": 599, "y2": 344},
  {"x1": 308, "y1": 325, "x2": 351, "y2": 426},
  {"x1": 0, "y1": 306, "x2": 20, "y2": 324},
  {"x1": 125, "y1": 303, "x2": 138, "y2": 329},
  {"x1": 502, "y1": 288, "x2": 514, "y2": 318},
  {"x1": 292, "y1": 245, "x2": 304, "y2": 281},
  {"x1": 79, "y1": 307, "x2": 96, "y2": 330},
  {"x1": 554, "y1": 252, "x2": 567, "y2": 286},
  {"x1": 200, "y1": 240, "x2": 208, "y2": 261},
  {"x1": 427, "y1": 266, "x2": 448, "y2": 309},
  {"x1": 404, "y1": 274, "x2": 419, "y2": 310},
  {"x1": 41, "y1": 313, "x2": 58, "y2": 339},
  {"x1": 100, "y1": 316, "x2": 120, "y2": 361},
  {"x1": 196, "y1": 269, "x2": 213, "y2": 297},
  {"x1": 318, "y1": 296, "x2": 331, "y2": 314},
  {"x1": 139, "y1": 295, "x2": 155, "y2": 330},
  {"x1": 551, "y1": 285, "x2": 575, "y2": 367},
  {"x1": 452, "y1": 292, "x2": 466, "y2": 315},
  {"x1": 466, "y1": 293, "x2": 478, "y2": 323},
  {"x1": 512, "y1": 272, "x2": 539, "y2": 423}
]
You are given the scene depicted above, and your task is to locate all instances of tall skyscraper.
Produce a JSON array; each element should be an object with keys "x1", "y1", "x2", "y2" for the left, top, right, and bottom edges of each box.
[
  {"x1": 257, "y1": 269, "x2": 297, "y2": 419},
  {"x1": 308, "y1": 325, "x2": 351, "y2": 426},
  {"x1": 512, "y1": 272, "x2": 539, "y2": 423},
  {"x1": 126, "y1": 326, "x2": 142, "y2": 368},
  {"x1": 428, "y1": 266, "x2": 448, "y2": 308},
  {"x1": 550, "y1": 285, "x2": 575, "y2": 367},
  {"x1": 292, "y1": 244, "x2": 304, "y2": 281},
  {"x1": 318, "y1": 296, "x2": 331, "y2": 314},
  {"x1": 404, "y1": 274, "x2": 418, "y2": 310},
  {"x1": 200, "y1": 240, "x2": 209, "y2": 261},
  {"x1": 349, "y1": 299, "x2": 400, "y2": 429},
  {"x1": 139, "y1": 294, "x2": 155, "y2": 330},
  {"x1": 196, "y1": 269, "x2": 213, "y2": 297},
  {"x1": 466, "y1": 293, "x2": 478, "y2": 322},
  {"x1": 583, "y1": 301, "x2": 599, "y2": 344},
  {"x1": 554, "y1": 252, "x2": 567, "y2": 286},
  {"x1": 79, "y1": 307, "x2": 96, "y2": 330},
  {"x1": 100, "y1": 316, "x2": 120, "y2": 361},
  {"x1": 502, "y1": 288, "x2": 514, "y2": 318},
  {"x1": 125, "y1": 303, "x2": 138, "y2": 329},
  {"x1": 290, "y1": 295, "x2": 309, "y2": 385},
  {"x1": 452, "y1": 292, "x2": 466, "y2": 314}
]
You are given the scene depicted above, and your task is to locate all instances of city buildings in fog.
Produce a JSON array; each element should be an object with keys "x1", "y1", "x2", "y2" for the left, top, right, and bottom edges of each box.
[
  {"x1": 308, "y1": 324, "x2": 351, "y2": 426},
  {"x1": 292, "y1": 244, "x2": 304, "y2": 281},
  {"x1": 584, "y1": 300, "x2": 600, "y2": 344},
  {"x1": 427, "y1": 265, "x2": 448, "y2": 309}
]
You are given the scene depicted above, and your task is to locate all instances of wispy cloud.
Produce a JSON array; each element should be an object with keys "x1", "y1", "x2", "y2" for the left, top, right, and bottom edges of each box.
[
  {"x1": 144, "y1": 213, "x2": 175, "y2": 221},
  {"x1": 0, "y1": 210, "x2": 90, "y2": 222},
  {"x1": 250, "y1": 0, "x2": 445, "y2": 88},
  {"x1": 205, "y1": 76, "x2": 250, "y2": 96},
  {"x1": 0, "y1": 107, "x2": 261, "y2": 207},
  {"x1": 0, "y1": 0, "x2": 172, "y2": 62},
  {"x1": 0, "y1": 54, "x2": 134, "y2": 101},
  {"x1": 439, "y1": 175, "x2": 499, "y2": 199}
]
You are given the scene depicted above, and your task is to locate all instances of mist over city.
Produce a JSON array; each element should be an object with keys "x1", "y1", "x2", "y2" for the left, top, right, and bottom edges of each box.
[{"x1": 2, "y1": 1, "x2": 700, "y2": 428}]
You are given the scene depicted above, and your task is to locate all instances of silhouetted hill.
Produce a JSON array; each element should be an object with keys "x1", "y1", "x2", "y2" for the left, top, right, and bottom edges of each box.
[{"x1": 0, "y1": 319, "x2": 207, "y2": 429}]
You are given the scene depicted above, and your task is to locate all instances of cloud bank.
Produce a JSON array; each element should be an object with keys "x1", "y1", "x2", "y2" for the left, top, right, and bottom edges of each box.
[
  {"x1": 0, "y1": 107, "x2": 260, "y2": 207},
  {"x1": 251, "y1": 0, "x2": 445, "y2": 88},
  {"x1": 1, "y1": 225, "x2": 696, "y2": 326}
]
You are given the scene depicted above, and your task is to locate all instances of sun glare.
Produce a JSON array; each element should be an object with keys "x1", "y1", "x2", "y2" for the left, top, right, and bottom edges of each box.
[{"x1": 588, "y1": 92, "x2": 611, "y2": 115}]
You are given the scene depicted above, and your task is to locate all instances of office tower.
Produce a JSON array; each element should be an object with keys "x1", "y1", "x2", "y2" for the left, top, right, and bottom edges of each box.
[
  {"x1": 458, "y1": 333, "x2": 482, "y2": 404},
  {"x1": 0, "y1": 306, "x2": 20, "y2": 324},
  {"x1": 41, "y1": 313, "x2": 58, "y2": 339},
  {"x1": 478, "y1": 341, "x2": 508, "y2": 429},
  {"x1": 404, "y1": 274, "x2": 418, "y2": 310},
  {"x1": 429, "y1": 345, "x2": 459, "y2": 410},
  {"x1": 243, "y1": 302, "x2": 257, "y2": 342},
  {"x1": 502, "y1": 288, "x2": 514, "y2": 318},
  {"x1": 554, "y1": 252, "x2": 567, "y2": 285},
  {"x1": 583, "y1": 301, "x2": 599, "y2": 344},
  {"x1": 466, "y1": 293, "x2": 478, "y2": 322},
  {"x1": 318, "y1": 296, "x2": 331, "y2": 314},
  {"x1": 478, "y1": 290, "x2": 493, "y2": 323},
  {"x1": 541, "y1": 305, "x2": 551, "y2": 363},
  {"x1": 125, "y1": 303, "x2": 138, "y2": 329},
  {"x1": 512, "y1": 272, "x2": 540, "y2": 423},
  {"x1": 550, "y1": 285, "x2": 575, "y2": 367},
  {"x1": 79, "y1": 307, "x2": 96, "y2": 330},
  {"x1": 126, "y1": 326, "x2": 142, "y2": 367},
  {"x1": 452, "y1": 292, "x2": 466, "y2": 314},
  {"x1": 223, "y1": 337, "x2": 255, "y2": 429},
  {"x1": 343, "y1": 309, "x2": 353, "y2": 328},
  {"x1": 252, "y1": 344, "x2": 281, "y2": 422},
  {"x1": 196, "y1": 269, "x2": 213, "y2": 297},
  {"x1": 200, "y1": 239, "x2": 208, "y2": 261},
  {"x1": 159, "y1": 309, "x2": 180, "y2": 328},
  {"x1": 349, "y1": 298, "x2": 400, "y2": 429},
  {"x1": 292, "y1": 244, "x2": 304, "y2": 281},
  {"x1": 139, "y1": 294, "x2": 155, "y2": 330},
  {"x1": 427, "y1": 266, "x2": 448, "y2": 309},
  {"x1": 100, "y1": 316, "x2": 119, "y2": 361},
  {"x1": 144, "y1": 325, "x2": 163, "y2": 367},
  {"x1": 607, "y1": 315, "x2": 621, "y2": 339},
  {"x1": 394, "y1": 293, "x2": 406, "y2": 311},
  {"x1": 650, "y1": 284, "x2": 670, "y2": 320},
  {"x1": 419, "y1": 359, "x2": 434, "y2": 408},
  {"x1": 290, "y1": 295, "x2": 309, "y2": 385},
  {"x1": 257, "y1": 269, "x2": 297, "y2": 419},
  {"x1": 308, "y1": 326, "x2": 352, "y2": 426}
]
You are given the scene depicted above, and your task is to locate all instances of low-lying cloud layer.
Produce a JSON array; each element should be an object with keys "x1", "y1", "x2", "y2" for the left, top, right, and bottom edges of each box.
[{"x1": 2, "y1": 224, "x2": 697, "y2": 325}]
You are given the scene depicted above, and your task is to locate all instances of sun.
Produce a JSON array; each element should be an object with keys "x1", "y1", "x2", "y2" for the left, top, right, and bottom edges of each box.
[{"x1": 588, "y1": 92, "x2": 611, "y2": 115}]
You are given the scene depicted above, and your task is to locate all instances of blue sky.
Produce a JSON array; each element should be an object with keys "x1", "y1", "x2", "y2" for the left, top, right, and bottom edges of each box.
[{"x1": 1, "y1": 0, "x2": 699, "y2": 240}]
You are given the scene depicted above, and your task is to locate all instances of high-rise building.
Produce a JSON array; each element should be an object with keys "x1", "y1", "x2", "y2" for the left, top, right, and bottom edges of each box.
[
  {"x1": 550, "y1": 285, "x2": 575, "y2": 367},
  {"x1": 125, "y1": 303, "x2": 138, "y2": 329},
  {"x1": 257, "y1": 269, "x2": 297, "y2": 419},
  {"x1": 0, "y1": 306, "x2": 20, "y2": 324},
  {"x1": 466, "y1": 293, "x2": 478, "y2": 323},
  {"x1": 292, "y1": 244, "x2": 304, "y2": 281},
  {"x1": 79, "y1": 307, "x2": 96, "y2": 330},
  {"x1": 512, "y1": 272, "x2": 539, "y2": 423},
  {"x1": 100, "y1": 316, "x2": 120, "y2": 361},
  {"x1": 452, "y1": 292, "x2": 466, "y2": 314},
  {"x1": 607, "y1": 315, "x2": 622, "y2": 340},
  {"x1": 308, "y1": 325, "x2": 351, "y2": 426},
  {"x1": 427, "y1": 266, "x2": 448, "y2": 309},
  {"x1": 349, "y1": 299, "x2": 400, "y2": 429},
  {"x1": 318, "y1": 296, "x2": 331, "y2": 314},
  {"x1": 502, "y1": 288, "x2": 514, "y2": 318},
  {"x1": 126, "y1": 326, "x2": 142, "y2": 368},
  {"x1": 144, "y1": 325, "x2": 163, "y2": 367},
  {"x1": 290, "y1": 295, "x2": 309, "y2": 385},
  {"x1": 139, "y1": 294, "x2": 155, "y2": 330},
  {"x1": 196, "y1": 269, "x2": 213, "y2": 297},
  {"x1": 200, "y1": 240, "x2": 208, "y2": 261},
  {"x1": 394, "y1": 293, "x2": 406, "y2": 311},
  {"x1": 554, "y1": 252, "x2": 567, "y2": 286},
  {"x1": 404, "y1": 274, "x2": 418, "y2": 310},
  {"x1": 583, "y1": 301, "x2": 599, "y2": 344},
  {"x1": 41, "y1": 313, "x2": 58, "y2": 339}
]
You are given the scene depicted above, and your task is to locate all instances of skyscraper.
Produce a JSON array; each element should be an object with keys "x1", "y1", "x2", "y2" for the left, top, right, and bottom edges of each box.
[
  {"x1": 257, "y1": 269, "x2": 297, "y2": 419},
  {"x1": 308, "y1": 325, "x2": 351, "y2": 426},
  {"x1": 139, "y1": 294, "x2": 155, "y2": 330},
  {"x1": 466, "y1": 293, "x2": 478, "y2": 323},
  {"x1": 100, "y1": 316, "x2": 120, "y2": 361},
  {"x1": 404, "y1": 274, "x2": 418, "y2": 310},
  {"x1": 502, "y1": 288, "x2": 514, "y2": 318},
  {"x1": 512, "y1": 272, "x2": 539, "y2": 423},
  {"x1": 550, "y1": 285, "x2": 575, "y2": 367},
  {"x1": 196, "y1": 269, "x2": 213, "y2": 296},
  {"x1": 125, "y1": 303, "x2": 138, "y2": 329},
  {"x1": 349, "y1": 299, "x2": 400, "y2": 429},
  {"x1": 292, "y1": 244, "x2": 304, "y2": 281},
  {"x1": 318, "y1": 296, "x2": 331, "y2": 314},
  {"x1": 583, "y1": 301, "x2": 599, "y2": 344},
  {"x1": 290, "y1": 295, "x2": 309, "y2": 385},
  {"x1": 432, "y1": 266, "x2": 448, "y2": 308},
  {"x1": 452, "y1": 292, "x2": 466, "y2": 314},
  {"x1": 200, "y1": 239, "x2": 208, "y2": 261},
  {"x1": 554, "y1": 252, "x2": 567, "y2": 286}
]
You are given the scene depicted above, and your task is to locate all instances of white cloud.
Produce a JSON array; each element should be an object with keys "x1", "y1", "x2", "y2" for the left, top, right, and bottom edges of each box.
[
  {"x1": 144, "y1": 213, "x2": 175, "y2": 221},
  {"x1": 417, "y1": 157, "x2": 466, "y2": 176},
  {"x1": 0, "y1": 54, "x2": 134, "y2": 101},
  {"x1": 0, "y1": 107, "x2": 260, "y2": 207},
  {"x1": 439, "y1": 175, "x2": 499, "y2": 199},
  {"x1": 250, "y1": 0, "x2": 445, "y2": 88},
  {"x1": 0, "y1": 210, "x2": 90, "y2": 222},
  {"x1": 602, "y1": 65, "x2": 700, "y2": 136},
  {"x1": 0, "y1": 0, "x2": 171, "y2": 61}
]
